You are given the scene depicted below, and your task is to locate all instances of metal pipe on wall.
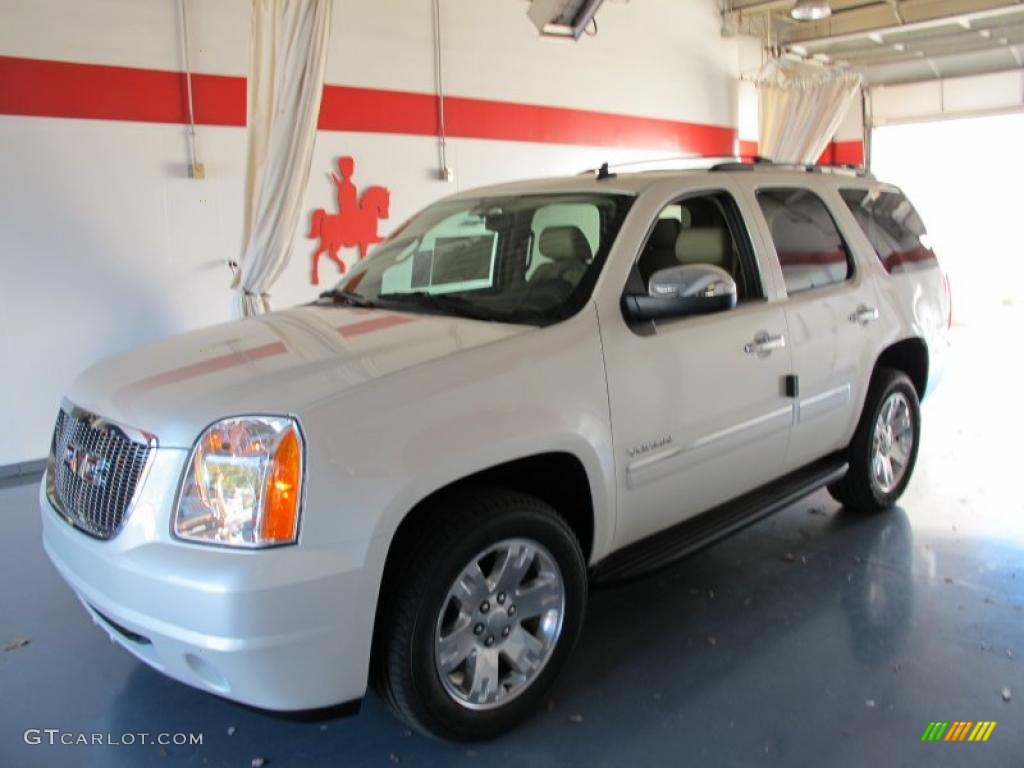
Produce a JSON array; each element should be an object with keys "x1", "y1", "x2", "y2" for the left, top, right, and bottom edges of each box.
[
  {"x1": 179, "y1": 0, "x2": 203, "y2": 178},
  {"x1": 432, "y1": 0, "x2": 452, "y2": 182}
]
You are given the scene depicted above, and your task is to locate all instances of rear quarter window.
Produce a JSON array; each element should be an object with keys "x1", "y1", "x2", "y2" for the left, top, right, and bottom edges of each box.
[
  {"x1": 840, "y1": 188, "x2": 937, "y2": 274},
  {"x1": 755, "y1": 188, "x2": 852, "y2": 295}
]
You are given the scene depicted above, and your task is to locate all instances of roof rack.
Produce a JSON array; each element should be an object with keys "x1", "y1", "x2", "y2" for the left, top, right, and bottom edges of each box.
[
  {"x1": 579, "y1": 155, "x2": 743, "y2": 178},
  {"x1": 709, "y1": 157, "x2": 873, "y2": 178},
  {"x1": 580, "y1": 155, "x2": 873, "y2": 179}
]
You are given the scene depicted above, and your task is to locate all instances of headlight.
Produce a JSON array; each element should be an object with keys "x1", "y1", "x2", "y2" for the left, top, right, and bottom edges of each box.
[{"x1": 174, "y1": 416, "x2": 303, "y2": 547}]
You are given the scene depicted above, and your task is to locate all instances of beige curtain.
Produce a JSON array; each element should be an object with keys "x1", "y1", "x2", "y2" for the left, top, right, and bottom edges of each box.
[
  {"x1": 232, "y1": 0, "x2": 333, "y2": 317},
  {"x1": 757, "y1": 59, "x2": 862, "y2": 165}
]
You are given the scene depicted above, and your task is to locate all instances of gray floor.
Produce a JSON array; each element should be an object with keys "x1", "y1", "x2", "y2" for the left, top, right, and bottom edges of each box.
[{"x1": 2, "y1": 312, "x2": 1022, "y2": 768}]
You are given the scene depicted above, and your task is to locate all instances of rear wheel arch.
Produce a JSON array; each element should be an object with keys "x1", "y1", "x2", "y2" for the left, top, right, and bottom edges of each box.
[{"x1": 874, "y1": 337, "x2": 928, "y2": 399}]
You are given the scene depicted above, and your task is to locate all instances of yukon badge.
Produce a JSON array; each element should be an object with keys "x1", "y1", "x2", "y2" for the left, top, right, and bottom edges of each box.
[
  {"x1": 627, "y1": 435, "x2": 673, "y2": 458},
  {"x1": 62, "y1": 443, "x2": 111, "y2": 488}
]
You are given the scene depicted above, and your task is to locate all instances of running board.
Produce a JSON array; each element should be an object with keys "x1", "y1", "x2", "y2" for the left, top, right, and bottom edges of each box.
[{"x1": 590, "y1": 457, "x2": 848, "y2": 585}]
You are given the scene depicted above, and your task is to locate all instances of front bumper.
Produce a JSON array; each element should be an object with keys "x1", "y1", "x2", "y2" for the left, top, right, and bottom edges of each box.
[{"x1": 39, "y1": 457, "x2": 381, "y2": 711}]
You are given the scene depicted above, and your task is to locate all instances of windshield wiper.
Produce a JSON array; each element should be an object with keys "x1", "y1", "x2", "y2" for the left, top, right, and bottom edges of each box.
[
  {"x1": 318, "y1": 288, "x2": 377, "y2": 308},
  {"x1": 377, "y1": 291, "x2": 500, "y2": 322}
]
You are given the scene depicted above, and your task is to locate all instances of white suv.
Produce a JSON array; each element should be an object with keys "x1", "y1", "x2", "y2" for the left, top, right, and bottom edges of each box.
[{"x1": 41, "y1": 162, "x2": 949, "y2": 740}]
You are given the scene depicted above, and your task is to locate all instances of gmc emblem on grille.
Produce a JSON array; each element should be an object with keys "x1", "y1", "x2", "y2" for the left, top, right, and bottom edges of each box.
[{"x1": 62, "y1": 443, "x2": 111, "y2": 488}]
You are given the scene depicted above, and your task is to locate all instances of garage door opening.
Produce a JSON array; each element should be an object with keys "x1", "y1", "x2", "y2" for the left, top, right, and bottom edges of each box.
[{"x1": 871, "y1": 112, "x2": 1024, "y2": 325}]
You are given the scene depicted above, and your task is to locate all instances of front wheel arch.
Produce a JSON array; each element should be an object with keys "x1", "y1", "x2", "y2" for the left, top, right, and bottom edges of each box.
[{"x1": 368, "y1": 452, "x2": 597, "y2": 685}]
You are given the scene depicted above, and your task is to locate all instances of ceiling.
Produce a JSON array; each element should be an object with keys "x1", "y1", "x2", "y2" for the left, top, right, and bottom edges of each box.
[{"x1": 724, "y1": 0, "x2": 1024, "y2": 84}]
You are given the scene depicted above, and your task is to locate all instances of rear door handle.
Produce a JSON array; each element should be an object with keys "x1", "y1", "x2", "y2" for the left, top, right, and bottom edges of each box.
[
  {"x1": 745, "y1": 331, "x2": 786, "y2": 356},
  {"x1": 850, "y1": 305, "x2": 879, "y2": 325}
]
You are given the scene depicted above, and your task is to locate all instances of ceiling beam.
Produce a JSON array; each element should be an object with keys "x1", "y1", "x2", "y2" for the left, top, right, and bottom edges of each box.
[
  {"x1": 782, "y1": 0, "x2": 1024, "y2": 46},
  {"x1": 818, "y1": 20, "x2": 1024, "y2": 60},
  {"x1": 835, "y1": 33, "x2": 1024, "y2": 65}
]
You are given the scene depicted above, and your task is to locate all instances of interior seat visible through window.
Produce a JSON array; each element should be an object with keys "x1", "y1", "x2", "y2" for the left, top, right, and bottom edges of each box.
[
  {"x1": 680, "y1": 198, "x2": 736, "y2": 276},
  {"x1": 529, "y1": 225, "x2": 593, "y2": 287},
  {"x1": 674, "y1": 227, "x2": 728, "y2": 269},
  {"x1": 634, "y1": 193, "x2": 758, "y2": 302}
]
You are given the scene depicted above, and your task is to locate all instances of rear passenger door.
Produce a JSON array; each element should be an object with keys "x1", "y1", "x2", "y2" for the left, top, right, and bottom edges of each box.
[{"x1": 748, "y1": 185, "x2": 884, "y2": 472}]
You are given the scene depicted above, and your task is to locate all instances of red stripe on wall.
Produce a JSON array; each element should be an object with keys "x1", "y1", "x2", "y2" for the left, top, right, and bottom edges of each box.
[
  {"x1": 832, "y1": 140, "x2": 864, "y2": 166},
  {"x1": 817, "y1": 140, "x2": 864, "y2": 166},
  {"x1": 317, "y1": 84, "x2": 435, "y2": 135},
  {"x1": 443, "y1": 95, "x2": 734, "y2": 154},
  {"x1": 0, "y1": 55, "x2": 735, "y2": 154},
  {"x1": 736, "y1": 140, "x2": 865, "y2": 167},
  {"x1": 0, "y1": 56, "x2": 245, "y2": 126}
]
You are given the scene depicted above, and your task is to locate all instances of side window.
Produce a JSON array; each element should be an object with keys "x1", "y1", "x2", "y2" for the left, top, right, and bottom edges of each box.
[
  {"x1": 840, "y1": 188, "x2": 937, "y2": 274},
  {"x1": 756, "y1": 188, "x2": 852, "y2": 295},
  {"x1": 634, "y1": 192, "x2": 761, "y2": 301}
]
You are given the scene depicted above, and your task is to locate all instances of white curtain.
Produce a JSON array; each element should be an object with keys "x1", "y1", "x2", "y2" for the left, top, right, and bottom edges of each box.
[
  {"x1": 232, "y1": 0, "x2": 333, "y2": 317},
  {"x1": 757, "y1": 59, "x2": 862, "y2": 165}
]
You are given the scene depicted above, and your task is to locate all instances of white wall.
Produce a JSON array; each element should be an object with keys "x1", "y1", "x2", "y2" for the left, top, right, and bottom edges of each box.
[
  {"x1": 834, "y1": 92, "x2": 863, "y2": 143},
  {"x1": 0, "y1": 0, "x2": 746, "y2": 465}
]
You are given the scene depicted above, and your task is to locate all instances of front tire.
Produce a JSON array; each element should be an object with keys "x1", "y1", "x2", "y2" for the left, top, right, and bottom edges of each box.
[
  {"x1": 375, "y1": 488, "x2": 587, "y2": 740},
  {"x1": 829, "y1": 368, "x2": 921, "y2": 513}
]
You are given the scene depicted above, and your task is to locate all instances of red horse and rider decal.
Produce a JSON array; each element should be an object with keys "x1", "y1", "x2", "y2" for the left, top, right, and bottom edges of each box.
[{"x1": 308, "y1": 156, "x2": 391, "y2": 285}]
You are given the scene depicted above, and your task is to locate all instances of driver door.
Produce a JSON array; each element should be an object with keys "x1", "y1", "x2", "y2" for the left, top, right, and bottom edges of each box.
[{"x1": 599, "y1": 188, "x2": 794, "y2": 549}]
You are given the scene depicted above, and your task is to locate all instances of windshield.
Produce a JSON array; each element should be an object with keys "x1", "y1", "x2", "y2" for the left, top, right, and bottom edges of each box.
[{"x1": 321, "y1": 193, "x2": 633, "y2": 325}]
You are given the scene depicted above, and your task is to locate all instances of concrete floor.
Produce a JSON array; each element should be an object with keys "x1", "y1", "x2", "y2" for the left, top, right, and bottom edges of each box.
[{"x1": 2, "y1": 311, "x2": 1022, "y2": 767}]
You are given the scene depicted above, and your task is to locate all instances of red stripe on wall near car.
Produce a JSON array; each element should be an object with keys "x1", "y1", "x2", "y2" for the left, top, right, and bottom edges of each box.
[
  {"x1": 318, "y1": 84, "x2": 737, "y2": 154},
  {"x1": 817, "y1": 140, "x2": 865, "y2": 166},
  {"x1": 733, "y1": 140, "x2": 866, "y2": 166},
  {"x1": 0, "y1": 55, "x2": 736, "y2": 154},
  {"x1": 738, "y1": 140, "x2": 759, "y2": 160}
]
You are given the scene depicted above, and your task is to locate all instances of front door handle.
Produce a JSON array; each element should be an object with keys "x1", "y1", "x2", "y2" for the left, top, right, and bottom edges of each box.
[
  {"x1": 745, "y1": 331, "x2": 786, "y2": 357},
  {"x1": 850, "y1": 305, "x2": 879, "y2": 325}
]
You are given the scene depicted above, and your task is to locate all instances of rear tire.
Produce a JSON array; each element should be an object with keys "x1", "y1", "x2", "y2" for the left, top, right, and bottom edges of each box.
[
  {"x1": 829, "y1": 368, "x2": 921, "y2": 513},
  {"x1": 375, "y1": 488, "x2": 587, "y2": 741}
]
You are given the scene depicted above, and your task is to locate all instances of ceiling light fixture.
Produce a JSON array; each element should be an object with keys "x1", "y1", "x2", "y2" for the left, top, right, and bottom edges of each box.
[
  {"x1": 791, "y1": 0, "x2": 831, "y2": 22},
  {"x1": 528, "y1": 0, "x2": 606, "y2": 40}
]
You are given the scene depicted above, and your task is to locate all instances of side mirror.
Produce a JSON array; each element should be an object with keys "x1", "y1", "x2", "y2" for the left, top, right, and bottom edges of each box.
[{"x1": 622, "y1": 264, "x2": 737, "y2": 322}]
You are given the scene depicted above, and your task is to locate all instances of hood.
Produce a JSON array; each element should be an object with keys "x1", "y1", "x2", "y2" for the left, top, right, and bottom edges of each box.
[{"x1": 66, "y1": 304, "x2": 530, "y2": 447}]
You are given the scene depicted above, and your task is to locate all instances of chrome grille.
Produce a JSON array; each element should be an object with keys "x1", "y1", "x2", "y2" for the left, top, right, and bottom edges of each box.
[{"x1": 47, "y1": 404, "x2": 156, "y2": 540}]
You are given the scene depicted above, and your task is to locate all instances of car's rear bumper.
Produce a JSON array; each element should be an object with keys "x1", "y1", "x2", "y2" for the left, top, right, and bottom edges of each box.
[{"x1": 40, "y1": 478, "x2": 380, "y2": 711}]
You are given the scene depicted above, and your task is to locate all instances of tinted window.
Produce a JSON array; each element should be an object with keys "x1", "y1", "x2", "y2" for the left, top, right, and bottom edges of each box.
[
  {"x1": 635, "y1": 193, "x2": 762, "y2": 301},
  {"x1": 840, "y1": 188, "x2": 937, "y2": 274},
  {"x1": 756, "y1": 188, "x2": 852, "y2": 294}
]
